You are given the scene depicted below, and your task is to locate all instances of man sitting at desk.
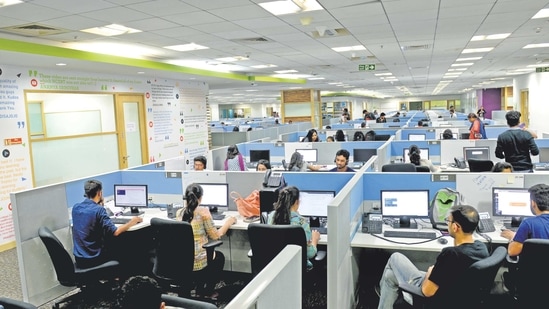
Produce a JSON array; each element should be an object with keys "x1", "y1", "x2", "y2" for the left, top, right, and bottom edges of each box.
[
  {"x1": 501, "y1": 183, "x2": 549, "y2": 256},
  {"x1": 193, "y1": 155, "x2": 207, "y2": 171},
  {"x1": 329, "y1": 149, "x2": 355, "y2": 172},
  {"x1": 376, "y1": 205, "x2": 488, "y2": 308},
  {"x1": 72, "y1": 179, "x2": 142, "y2": 268}
]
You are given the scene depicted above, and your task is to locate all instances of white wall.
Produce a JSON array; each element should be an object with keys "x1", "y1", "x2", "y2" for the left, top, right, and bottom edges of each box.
[{"x1": 515, "y1": 72, "x2": 549, "y2": 134}]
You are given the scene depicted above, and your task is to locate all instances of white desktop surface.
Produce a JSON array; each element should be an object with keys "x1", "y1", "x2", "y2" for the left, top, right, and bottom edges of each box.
[{"x1": 439, "y1": 164, "x2": 470, "y2": 172}]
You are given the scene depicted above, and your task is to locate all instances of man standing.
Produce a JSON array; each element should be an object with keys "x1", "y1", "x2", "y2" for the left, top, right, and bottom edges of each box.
[
  {"x1": 377, "y1": 205, "x2": 489, "y2": 308},
  {"x1": 495, "y1": 110, "x2": 538, "y2": 172},
  {"x1": 329, "y1": 149, "x2": 355, "y2": 172},
  {"x1": 72, "y1": 179, "x2": 142, "y2": 268}
]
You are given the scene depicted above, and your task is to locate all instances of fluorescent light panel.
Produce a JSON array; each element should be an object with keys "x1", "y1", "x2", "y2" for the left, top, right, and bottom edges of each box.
[
  {"x1": 532, "y1": 8, "x2": 549, "y2": 19},
  {"x1": 462, "y1": 47, "x2": 494, "y2": 53},
  {"x1": 524, "y1": 43, "x2": 549, "y2": 49},
  {"x1": 332, "y1": 45, "x2": 366, "y2": 52},
  {"x1": 164, "y1": 43, "x2": 209, "y2": 51},
  {"x1": 81, "y1": 24, "x2": 141, "y2": 36},
  {"x1": 471, "y1": 33, "x2": 510, "y2": 41}
]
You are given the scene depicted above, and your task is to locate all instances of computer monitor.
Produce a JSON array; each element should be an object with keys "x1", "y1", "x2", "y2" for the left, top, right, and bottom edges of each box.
[
  {"x1": 295, "y1": 149, "x2": 318, "y2": 162},
  {"x1": 197, "y1": 183, "x2": 229, "y2": 211},
  {"x1": 114, "y1": 184, "x2": 148, "y2": 216},
  {"x1": 439, "y1": 132, "x2": 458, "y2": 139},
  {"x1": 492, "y1": 187, "x2": 533, "y2": 228},
  {"x1": 353, "y1": 123, "x2": 362, "y2": 129},
  {"x1": 298, "y1": 190, "x2": 336, "y2": 218},
  {"x1": 408, "y1": 133, "x2": 426, "y2": 141},
  {"x1": 539, "y1": 148, "x2": 549, "y2": 163},
  {"x1": 299, "y1": 136, "x2": 306, "y2": 142},
  {"x1": 381, "y1": 190, "x2": 430, "y2": 228},
  {"x1": 402, "y1": 148, "x2": 429, "y2": 163},
  {"x1": 463, "y1": 146, "x2": 490, "y2": 161},
  {"x1": 250, "y1": 149, "x2": 270, "y2": 163},
  {"x1": 353, "y1": 148, "x2": 377, "y2": 163}
]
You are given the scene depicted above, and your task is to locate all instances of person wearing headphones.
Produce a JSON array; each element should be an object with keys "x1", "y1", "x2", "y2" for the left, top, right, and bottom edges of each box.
[
  {"x1": 329, "y1": 149, "x2": 355, "y2": 172},
  {"x1": 72, "y1": 179, "x2": 142, "y2": 269}
]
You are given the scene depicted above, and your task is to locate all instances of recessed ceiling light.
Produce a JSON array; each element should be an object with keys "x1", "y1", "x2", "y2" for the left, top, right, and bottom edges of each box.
[
  {"x1": 524, "y1": 43, "x2": 549, "y2": 49},
  {"x1": 456, "y1": 57, "x2": 482, "y2": 61},
  {"x1": 81, "y1": 24, "x2": 141, "y2": 36},
  {"x1": 332, "y1": 45, "x2": 366, "y2": 52},
  {"x1": 259, "y1": 0, "x2": 322, "y2": 15},
  {"x1": 137, "y1": 71, "x2": 145, "y2": 74},
  {"x1": 532, "y1": 8, "x2": 549, "y2": 19},
  {"x1": 471, "y1": 33, "x2": 510, "y2": 41},
  {"x1": 375, "y1": 73, "x2": 393, "y2": 76},
  {"x1": 451, "y1": 63, "x2": 474, "y2": 67},
  {"x1": 164, "y1": 43, "x2": 209, "y2": 51},
  {"x1": 462, "y1": 47, "x2": 493, "y2": 53},
  {"x1": 0, "y1": 0, "x2": 22, "y2": 7},
  {"x1": 308, "y1": 77, "x2": 325, "y2": 80},
  {"x1": 251, "y1": 64, "x2": 278, "y2": 69},
  {"x1": 56, "y1": 63, "x2": 67, "y2": 66},
  {"x1": 274, "y1": 69, "x2": 298, "y2": 74},
  {"x1": 215, "y1": 56, "x2": 249, "y2": 62}
]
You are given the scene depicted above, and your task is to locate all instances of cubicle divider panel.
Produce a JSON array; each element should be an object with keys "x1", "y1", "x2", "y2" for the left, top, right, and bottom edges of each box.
[
  {"x1": 226, "y1": 171, "x2": 268, "y2": 211},
  {"x1": 211, "y1": 145, "x2": 230, "y2": 171},
  {"x1": 284, "y1": 142, "x2": 313, "y2": 162},
  {"x1": 362, "y1": 173, "x2": 456, "y2": 202},
  {"x1": 455, "y1": 173, "x2": 525, "y2": 214},
  {"x1": 64, "y1": 171, "x2": 122, "y2": 207},
  {"x1": 127, "y1": 162, "x2": 165, "y2": 171},
  {"x1": 390, "y1": 140, "x2": 441, "y2": 164},
  {"x1": 474, "y1": 139, "x2": 500, "y2": 162},
  {"x1": 282, "y1": 172, "x2": 353, "y2": 193},
  {"x1": 242, "y1": 142, "x2": 286, "y2": 165},
  {"x1": 375, "y1": 139, "x2": 391, "y2": 168},
  {"x1": 120, "y1": 170, "x2": 184, "y2": 205},
  {"x1": 211, "y1": 131, "x2": 248, "y2": 147},
  {"x1": 11, "y1": 183, "x2": 73, "y2": 305},
  {"x1": 485, "y1": 126, "x2": 509, "y2": 139},
  {"x1": 163, "y1": 156, "x2": 186, "y2": 170},
  {"x1": 440, "y1": 139, "x2": 477, "y2": 165}
]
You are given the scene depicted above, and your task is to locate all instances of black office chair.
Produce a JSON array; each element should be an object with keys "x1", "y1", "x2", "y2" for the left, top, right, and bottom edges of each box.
[
  {"x1": 247, "y1": 223, "x2": 326, "y2": 291},
  {"x1": 38, "y1": 226, "x2": 120, "y2": 309},
  {"x1": 467, "y1": 159, "x2": 494, "y2": 172},
  {"x1": 381, "y1": 163, "x2": 417, "y2": 172},
  {"x1": 0, "y1": 297, "x2": 38, "y2": 309},
  {"x1": 415, "y1": 165, "x2": 431, "y2": 173},
  {"x1": 506, "y1": 239, "x2": 549, "y2": 307},
  {"x1": 398, "y1": 246, "x2": 507, "y2": 308},
  {"x1": 281, "y1": 159, "x2": 288, "y2": 171},
  {"x1": 150, "y1": 218, "x2": 222, "y2": 297},
  {"x1": 161, "y1": 294, "x2": 217, "y2": 309}
]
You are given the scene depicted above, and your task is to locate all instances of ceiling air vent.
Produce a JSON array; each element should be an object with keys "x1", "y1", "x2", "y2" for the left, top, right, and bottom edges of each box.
[
  {"x1": 311, "y1": 28, "x2": 350, "y2": 39},
  {"x1": 1, "y1": 23, "x2": 69, "y2": 37},
  {"x1": 401, "y1": 44, "x2": 431, "y2": 51},
  {"x1": 232, "y1": 37, "x2": 271, "y2": 44}
]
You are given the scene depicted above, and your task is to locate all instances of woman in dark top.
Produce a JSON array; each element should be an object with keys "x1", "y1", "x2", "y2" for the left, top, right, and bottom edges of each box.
[
  {"x1": 335, "y1": 130, "x2": 346, "y2": 142},
  {"x1": 302, "y1": 129, "x2": 320, "y2": 142}
]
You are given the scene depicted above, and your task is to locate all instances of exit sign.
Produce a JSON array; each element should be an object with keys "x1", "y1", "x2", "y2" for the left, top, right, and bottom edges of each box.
[
  {"x1": 536, "y1": 67, "x2": 549, "y2": 72},
  {"x1": 359, "y1": 64, "x2": 376, "y2": 71}
]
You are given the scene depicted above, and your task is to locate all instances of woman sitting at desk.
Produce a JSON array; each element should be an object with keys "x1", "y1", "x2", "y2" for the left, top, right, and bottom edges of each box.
[
  {"x1": 335, "y1": 129, "x2": 346, "y2": 142},
  {"x1": 224, "y1": 144, "x2": 245, "y2": 171},
  {"x1": 178, "y1": 183, "x2": 237, "y2": 299},
  {"x1": 288, "y1": 152, "x2": 321, "y2": 171},
  {"x1": 256, "y1": 159, "x2": 271, "y2": 171},
  {"x1": 408, "y1": 144, "x2": 438, "y2": 172},
  {"x1": 268, "y1": 186, "x2": 320, "y2": 270},
  {"x1": 302, "y1": 129, "x2": 320, "y2": 142}
]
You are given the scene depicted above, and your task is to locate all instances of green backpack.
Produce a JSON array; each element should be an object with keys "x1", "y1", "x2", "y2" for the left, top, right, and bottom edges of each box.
[{"x1": 429, "y1": 188, "x2": 464, "y2": 231}]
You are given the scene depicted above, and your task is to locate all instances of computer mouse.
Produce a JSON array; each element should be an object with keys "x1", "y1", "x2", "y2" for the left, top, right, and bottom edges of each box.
[{"x1": 438, "y1": 237, "x2": 448, "y2": 245}]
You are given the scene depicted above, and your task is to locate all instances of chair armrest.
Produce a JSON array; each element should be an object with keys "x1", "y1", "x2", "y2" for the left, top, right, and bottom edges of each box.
[
  {"x1": 398, "y1": 281, "x2": 424, "y2": 297},
  {"x1": 248, "y1": 249, "x2": 253, "y2": 258},
  {"x1": 315, "y1": 250, "x2": 326, "y2": 261},
  {"x1": 506, "y1": 254, "x2": 519, "y2": 264},
  {"x1": 161, "y1": 294, "x2": 217, "y2": 309},
  {"x1": 202, "y1": 240, "x2": 223, "y2": 249}
]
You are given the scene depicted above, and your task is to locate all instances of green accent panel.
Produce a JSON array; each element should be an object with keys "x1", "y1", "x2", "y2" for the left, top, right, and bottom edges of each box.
[{"x1": 0, "y1": 38, "x2": 304, "y2": 84}]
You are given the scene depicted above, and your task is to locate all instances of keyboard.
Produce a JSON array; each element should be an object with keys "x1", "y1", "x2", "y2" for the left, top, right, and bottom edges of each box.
[
  {"x1": 211, "y1": 212, "x2": 226, "y2": 220},
  {"x1": 316, "y1": 227, "x2": 327, "y2": 235},
  {"x1": 503, "y1": 223, "x2": 518, "y2": 231},
  {"x1": 535, "y1": 163, "x2": 549, "y2": 170},
  {"x1": 383, "y1": 230, "x2": 437, "y2": 239},
  {"x1": 110, "y1": 217, "x2": 131, "y2": 224}
]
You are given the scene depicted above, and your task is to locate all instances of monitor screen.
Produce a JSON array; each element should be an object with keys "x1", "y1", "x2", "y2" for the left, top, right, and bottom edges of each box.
[
  {"x1": 295, "y1": 149, "x2": 318, "y2": 162},
  {"x1": 539, "y1": 148, "x2": 549, "y2": 163},
  {"x1": 403, "y1": 148, "x2": 430, "y2": 163},
  {"x1": 353, "y1": 123, "x2": 362, "y2": 129},
  {"x1": 408, "y1": 134, "x2": 426, "y2": 141},
  {"x1": 492, "y1": 187, "x2": 532, "y2": 218},
  {"x1": 353, "y1": 148, "x2": 377, "y2": 162},
  {"x1": 114, "y1": 184, "x2": 148, "y2": 215},
  {"x1": 298, "y1": 190, "x2": 335, "y2": 217},
  {"x1": 250, "y1": 149, "x2": 270, "y2": 163},
  {"x1": 380, "y1": 190, "x2": 430, "y2": 218},
  {"x1": 299, "y1": 136, "x2": 306, "y2": 142},
  {"x1": 197, "y1": 183, "x2": 229, "y2": 209},
  {"x1": 463, "y1": 147, "x2": 490, "y2": 161}
]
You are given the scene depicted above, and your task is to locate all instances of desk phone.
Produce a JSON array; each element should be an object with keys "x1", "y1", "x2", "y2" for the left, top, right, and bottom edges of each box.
[
  {"x1": 362, "y1": 213, "x2": 383, "y2": 234},
  {"x1": 478, "y1": 212, "x2": 496, "y2": 233}
]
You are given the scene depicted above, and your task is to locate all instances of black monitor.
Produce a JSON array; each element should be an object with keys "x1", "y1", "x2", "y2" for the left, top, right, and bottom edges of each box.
[
  {"x1": 403, "y1": 148, "x2": 430, "y2": 163},
  {"x1": 353, "y1": 148, "x2": 377, "y2": 163},
  {"x1": 295, "y1": 149, "x2": 318, "y2": 162},
  {"x1": 408, "y1": 133, "x2": 426, "y2": 141},
  {"x1": 298, "y1": 190, "x2": 336, "y2": 218},
  {"x1": 460, "y1": 133, "x2": 470, "y2": 140},
  {"x1": 196, "y1": 183, "x2": 229, "y2": 211},
  {"x1": 539, "y1": 148, "x2": 549, "y2": 163},
  {"x1": 374, "y1": 134, "x2": 391, "y2": 141},
  {"x1": 492, "y1": 187, "x2": 533, "y2": 228},
  {"x1": 463, "y1": 146, "x2": 490, "y2": 161},
  {"x1": 114, "y1": 184, "x2": 148, "y2": 216},
  {"x1": 381, "y1": 190, "x2": 430, "y2": 228},
  {"x1": 250, "y1": 149, "x2": 270, "y2": 163}
]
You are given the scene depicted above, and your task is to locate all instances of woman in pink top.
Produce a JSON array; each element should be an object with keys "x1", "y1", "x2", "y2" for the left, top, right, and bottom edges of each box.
[{"x1": 179, "y1": 183, "x2": 236, "y2": 299}]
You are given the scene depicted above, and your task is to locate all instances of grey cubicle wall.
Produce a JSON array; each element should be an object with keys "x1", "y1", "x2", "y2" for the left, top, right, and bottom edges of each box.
[{"x1": 225, "y1": 245, "x2": 302, "y2": 309}]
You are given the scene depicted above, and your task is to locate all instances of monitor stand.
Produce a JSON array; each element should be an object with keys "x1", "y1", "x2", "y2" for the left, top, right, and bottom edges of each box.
[
  {"x1": 391, "y1": 216, "x2": 417, "y2": 229},
  {"x1": 123, "y1": 207, "x2": 144, "y2": 216}
]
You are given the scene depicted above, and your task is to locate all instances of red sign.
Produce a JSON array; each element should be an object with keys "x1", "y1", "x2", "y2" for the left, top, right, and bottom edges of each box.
[
  {"x1": 4, "y1": 138, "x2": 22, "y2": 145},
  {"x1": 30, "y1": 79, "x2": 38, "y2": 87}
]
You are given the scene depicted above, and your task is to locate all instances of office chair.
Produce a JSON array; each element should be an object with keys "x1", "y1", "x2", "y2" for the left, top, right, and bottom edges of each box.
[
  {"x1": 467, "y1": 159, "x2": 494, "y2": 172},
  {"x1": 247, "y1": 223, "x2": 326, "y2": 291},
  {"x1": 415, "y1": 165, "x2": 431, "y2": 172},
  {"x1": 281, "y1": 159, "x2": 288, "y2": 170},
  {"x1": 38, "y1": 226, "x2": 120, "y2": 309},
  {"x1": 161, "y1": 294, "x2": 217, "y2": 309},
  {"x1": 0, "y1": 297, "x2": 38, "y2": 309},
  {"x1": 381, "y1": 163, "x2": 416, "y2": 172},
  {"x1": 398, "y1": 246, "x2": 507, "y2": 308},
  {"x1": 150, "y1": 218, "x2": 222, "y2": 297},
  {"x1": 506, "y1": 239, "x2": 549, "y2": 307}
]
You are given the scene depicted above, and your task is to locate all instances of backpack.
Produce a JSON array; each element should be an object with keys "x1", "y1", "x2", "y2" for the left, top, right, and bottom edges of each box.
[
  {"x1": 429, "y1": 188, "x2": 464, "y2": 230},
  {"x1": 479, "y1": 121, "x2": 487, "y2": 139}
]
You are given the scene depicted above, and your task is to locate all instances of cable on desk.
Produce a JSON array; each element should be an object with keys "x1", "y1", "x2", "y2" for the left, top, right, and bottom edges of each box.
[{"x1": 372, "y1": 233, "x2": 444, "y2": 245}]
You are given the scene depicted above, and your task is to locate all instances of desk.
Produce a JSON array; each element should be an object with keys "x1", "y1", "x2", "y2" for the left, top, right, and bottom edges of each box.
[
  {"x1": 439, "y1": 164, "x2": 470, "y2": 172},
  {"x1": 118, "y1": 209, "x2": 327, "y2": 273}
]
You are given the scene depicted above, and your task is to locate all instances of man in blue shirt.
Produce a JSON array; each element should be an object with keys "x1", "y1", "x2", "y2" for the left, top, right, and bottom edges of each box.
[
  {"x1": 72, "y1": 179, "x2": 142, "y2": 268},
  {"x1": 329, "y1": 149, "x2": 355, "y2": 172}
]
